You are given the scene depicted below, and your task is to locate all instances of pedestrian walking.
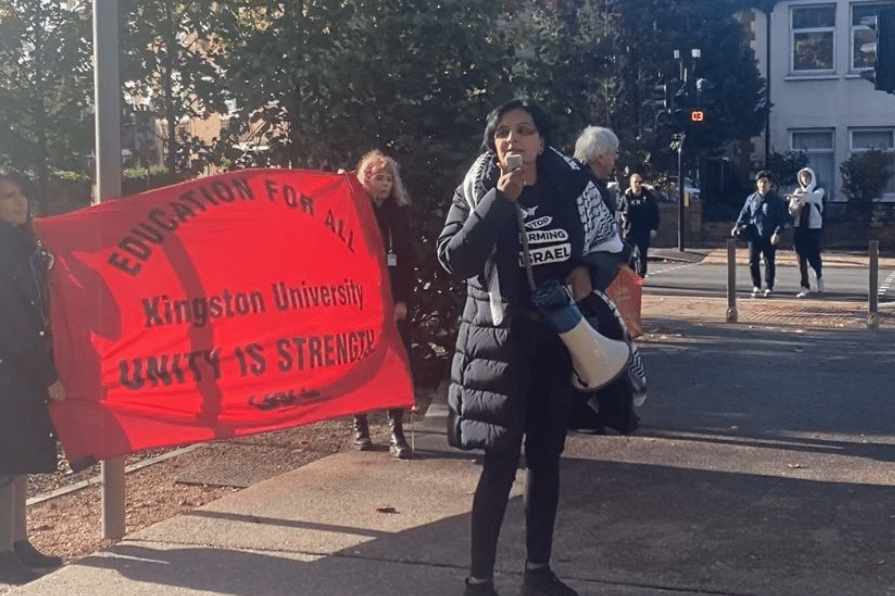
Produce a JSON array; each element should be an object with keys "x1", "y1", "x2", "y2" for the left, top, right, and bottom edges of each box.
[
  {"x1": 618, "y1": 173, "x2": 660, "y2": 276},
  {"x1": 787, "y1": 167, "x2": 824, "y2": 297},
  {"x1": 438, "y1": 99, "x2": 622, "y2": 596},
  {"x1": 733, "y1": 171, "x2": 789, "y2": 297}
]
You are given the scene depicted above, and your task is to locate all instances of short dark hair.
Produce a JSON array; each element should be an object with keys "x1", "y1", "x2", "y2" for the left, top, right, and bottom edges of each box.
[
  {"x1": 481, "y1": 99, "x2": 553, "y2": 154},
  {"x1": 755, "y1": 170, "x2": 773, "y2": 183},
  {"x1": 0, "y1": 168, "x2": 29, "y2": 192}
]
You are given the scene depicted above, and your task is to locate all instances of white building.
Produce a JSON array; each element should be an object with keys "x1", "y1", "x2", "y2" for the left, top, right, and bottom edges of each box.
[{"x1": 748, "y1": 0, "x2": 895, "y2": 215}]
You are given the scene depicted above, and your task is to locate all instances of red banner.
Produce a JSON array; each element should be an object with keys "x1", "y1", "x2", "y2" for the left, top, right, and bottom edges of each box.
[{"x1": 35, "y1": 169, "x2": 413, "y2": 462}]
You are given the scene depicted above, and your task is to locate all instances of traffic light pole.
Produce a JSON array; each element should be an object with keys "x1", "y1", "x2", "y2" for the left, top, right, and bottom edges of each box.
[
  {"x1": 671, "y1": 49, "x2": 700, "y2": 252},
  {"x1": 677, "y1": 141, "x2": 685, "y2": 251}
]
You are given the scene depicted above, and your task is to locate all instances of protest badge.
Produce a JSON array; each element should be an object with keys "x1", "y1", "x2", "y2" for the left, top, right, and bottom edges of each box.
[{"x1": 35, "y1": 169, "x2": 413, "y2": 462}]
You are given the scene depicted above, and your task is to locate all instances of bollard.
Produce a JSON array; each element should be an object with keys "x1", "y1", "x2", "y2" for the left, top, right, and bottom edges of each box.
[
  {"x1": 869, "y1": 241, "x2": 879, "y2": 329},
  {"x1": 726, "y1": 239, "x2": 738, "y2": 323}
]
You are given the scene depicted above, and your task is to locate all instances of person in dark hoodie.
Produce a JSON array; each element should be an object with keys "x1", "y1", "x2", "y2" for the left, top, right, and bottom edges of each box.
[
  {"x1": 438, "y1": 100, "x2": 625, "y2": 596},
  {"x1": 0, "y1": 171, "x2": 65, "y2": 584},
  {"x1": 618, "y1": 173, "x2": 660, "y2": 277},
  {"x1": 733, "y1": 170, "x2": 789, "y2": 298},
  {"x1": 787, "y1": 167, "x2": 824, "y2": 298}
]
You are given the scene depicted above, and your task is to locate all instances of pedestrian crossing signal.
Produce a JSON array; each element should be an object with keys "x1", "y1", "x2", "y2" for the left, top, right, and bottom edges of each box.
[{"x1": 690, "y1": 109, "x2": 705, "y2": 123}]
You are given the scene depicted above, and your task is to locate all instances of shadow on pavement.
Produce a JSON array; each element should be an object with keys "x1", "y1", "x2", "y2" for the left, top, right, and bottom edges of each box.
[{"x1": 72, "y1": 453, "x2": 895, "y2": 596}]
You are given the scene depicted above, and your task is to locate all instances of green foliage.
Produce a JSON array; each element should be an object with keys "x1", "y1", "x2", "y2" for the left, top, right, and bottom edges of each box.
[
  {"x1": 204, "y1": 0, "x2": 519, "y2": 383},
  {"x1": 0, "y1": 0, "x2": 94, "y2": 213},
  {"x1": 119, "y1": 0, "x2": 225, "y2": 174},
  {"x1": 764, "y1": 151, "x2": 809, "y2": 188},
  {"x1": 840, "y1": 149, "x2": 895, "y2": 224},
  {"x1": 507, "y1": 0, "x2": 768, "y2": 182}
]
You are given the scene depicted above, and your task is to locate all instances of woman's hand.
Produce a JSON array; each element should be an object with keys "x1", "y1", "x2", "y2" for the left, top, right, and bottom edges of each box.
[
  {"x1": 47, "y1": 380, "x2": 65, "y2": 402},
  {"x1": 394, "y1": 301, "x2": 408, "y2": 322},
  {"x1": 496, "y1": 161, "x2": 529, "y2": 202},
  {"x1": 565, "y1": 266, "x2": 593, "y2": 302}
]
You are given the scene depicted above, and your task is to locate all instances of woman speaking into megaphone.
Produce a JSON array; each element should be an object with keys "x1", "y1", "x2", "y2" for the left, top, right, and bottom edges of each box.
[{"x1": 437, "y1": 99, "x2": 628, "y2": 596}]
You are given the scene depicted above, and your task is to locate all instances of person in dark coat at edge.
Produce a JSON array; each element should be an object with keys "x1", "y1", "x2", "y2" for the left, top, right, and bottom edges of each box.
[
  {"x1": 733, "y1": 170, "x2": 789, "y2": 298},
  {"x1": 0, "y1": 171, "x2": 66, "y2": 584},
  {"x1": 349, "y1": 150, "x2": 414, "y2": 459},
  {"x1": 438, "y1": 99, "x2": 626, "y2": 596},
  {"x1": 618, "y1": 173, "x2": 660, "y2": 277}
]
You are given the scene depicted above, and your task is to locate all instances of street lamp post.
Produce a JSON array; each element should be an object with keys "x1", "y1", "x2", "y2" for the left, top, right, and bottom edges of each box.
[{"x1": 674, "y1": 48, "x2": 700, "y2": 252}]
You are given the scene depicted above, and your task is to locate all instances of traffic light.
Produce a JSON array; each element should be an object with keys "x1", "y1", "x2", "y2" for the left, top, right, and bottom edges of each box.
[
  {"x1": 689, "y1": 109, "x2": 705, "y2": 123},
  {"x1": 670, "y1": 84, "x2": 691, "y2": 129},
  {"x1": 877, "y1": 7, "x2": 895, "y2": 93},
  {"x1": 652, "y1": 83, "x2": 669, "y2": 110}
]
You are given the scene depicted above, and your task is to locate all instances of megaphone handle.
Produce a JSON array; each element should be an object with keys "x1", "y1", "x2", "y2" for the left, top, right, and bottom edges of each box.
[{"x1": 516, "y1": 204, "x2": 537, "y2": 292}]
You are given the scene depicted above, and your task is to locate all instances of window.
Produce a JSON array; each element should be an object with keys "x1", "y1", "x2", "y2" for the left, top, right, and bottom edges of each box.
[
  {"x1": 852, "y1": 3, "x2": 895, "y2": 70},
  {"x1": 851, "y1": 129, "x2": 895, "y2": 197},
  {"x1": 792, "y1": 130, "x2": 835, "y2": 201},
  {"x1": 792, "y1": 5, "x2": 836, "y2": 72}
]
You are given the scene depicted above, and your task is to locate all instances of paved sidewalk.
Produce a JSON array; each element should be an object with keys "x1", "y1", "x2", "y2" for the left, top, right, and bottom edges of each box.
[{"x1": 9, "y1": 251, "x2": 895, "y2": 596}]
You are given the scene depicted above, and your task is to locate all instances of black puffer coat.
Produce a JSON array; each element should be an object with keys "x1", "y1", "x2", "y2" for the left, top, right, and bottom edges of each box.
[
  {"x1": 437, "y1": 148, "x2": 622, "y2": 452},
  {"x1": 0, "y1": 220, "x2": 58, "y2": 474}
]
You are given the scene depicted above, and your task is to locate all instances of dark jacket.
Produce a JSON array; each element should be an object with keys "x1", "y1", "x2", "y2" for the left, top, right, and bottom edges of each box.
[
  {"x1": 371, "y1": 196, "x2": 414, "y2": 308},
  {"x1": 0, "y1": 220, "x2": 58, "y2": 474},
  {"x1": 735, "y1": 191, "x2": 788, "y2": 240},
  {"x1": 437, "y1": 148, "x2": 622, "y2": 452},
  {"x1": 619, "y1": 188, "x2": 660, "y2": 241}
]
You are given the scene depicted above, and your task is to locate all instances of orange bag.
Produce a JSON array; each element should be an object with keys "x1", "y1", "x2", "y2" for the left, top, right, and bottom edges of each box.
[{"x1": 605, "y1": 264, "x2": 643, "y2": 339}]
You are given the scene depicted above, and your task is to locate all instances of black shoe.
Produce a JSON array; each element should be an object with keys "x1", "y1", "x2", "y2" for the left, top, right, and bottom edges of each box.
[
  {"x1": 463, "y1": 578, "x2": 499, "y2": 595},
  {"x1": 352, "y1": 415, "x2": 374, "y2": 451},
  {"x1": 0, "y1": 551, "x2": 41, "y2": 585},
  {"x1": 522, "y1": 566, "x2": 578, "y2": 596},
  {"x1": 388, "y1": 409, "x2": 412, "y2": 459},
  {"x1": 14, "y1": 540, "x2": 62, "y2": 569}
]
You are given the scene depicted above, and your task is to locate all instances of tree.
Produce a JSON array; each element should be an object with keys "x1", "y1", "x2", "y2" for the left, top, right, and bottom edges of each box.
[
  {"x1": 510, "y1": 0, "x2": 769, "y2": 179},
  {"x1": 840, "y1": 149, "x2": 895, "y2": 227},
  {"x1": 206, "y1": 0, "x2": 519, "y2": 386},
  {"x1": 0, "y1": 0, "x2": 93, "y2": 214},
  {"x1": 119, "y1": 0, "x2": 226, "y2": 175}
]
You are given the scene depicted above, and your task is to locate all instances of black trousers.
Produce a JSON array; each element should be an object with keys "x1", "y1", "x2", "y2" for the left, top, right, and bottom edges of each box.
[
  {"x1": 469, "y1": 317, "x2": 574, "y2": 579},
  {"x1": 748, "y1": 236, "x2": 778, "y2": 290},
  {"x1": 793, "y1": 228, "x2": 823, "y2": 289},
  {"x1": 631, "y1": 235, "x2": 650, "y2": 277}
]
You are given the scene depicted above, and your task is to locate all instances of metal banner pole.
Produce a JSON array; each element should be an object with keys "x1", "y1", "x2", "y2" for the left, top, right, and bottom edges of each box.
[{"x1": 93, "y1": 0, "x2": 126, "y2": 541}]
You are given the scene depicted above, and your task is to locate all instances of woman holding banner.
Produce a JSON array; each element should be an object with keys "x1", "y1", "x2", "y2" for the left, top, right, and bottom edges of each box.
[
  {"x1": 350, "y1": 150, "x2": 414, "y2": 459},
  {"x1": 0, "y1": 171, "x2": 65, "y2": 584},
  {"x1": 437, "y1": 100, "x2": 624, "y2": 596}
]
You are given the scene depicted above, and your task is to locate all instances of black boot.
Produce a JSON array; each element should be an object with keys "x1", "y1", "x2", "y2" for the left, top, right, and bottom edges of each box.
[
  {"x1": 353, "y1": 415, "x2": 374, "y2": 451},
  {"x1": 0, "y1": 551, "x2": 40, "y2": 585},
  {"x1": 14, "y1": 540, "x2": 62, "y2": 569},
  {"x1": 388, "y1": 409, "x2": 411, "y2": 459}
]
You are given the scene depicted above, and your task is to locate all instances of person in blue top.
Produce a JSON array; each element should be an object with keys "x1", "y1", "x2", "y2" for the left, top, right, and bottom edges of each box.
[{"x1": 733, "y1": 171, "x2": 789, "y2": 298}]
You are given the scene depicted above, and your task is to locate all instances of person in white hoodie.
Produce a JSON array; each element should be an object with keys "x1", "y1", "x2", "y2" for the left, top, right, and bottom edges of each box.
[{"x1": 788, "y1": 167, "x2": 824, "y2": 297}]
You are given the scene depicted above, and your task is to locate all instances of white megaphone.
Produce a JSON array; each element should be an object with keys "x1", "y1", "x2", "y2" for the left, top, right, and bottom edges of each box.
[
  {"x1": 561, "y1": 315, "x2": 631, "y2": 391},
  {"x1": 531, "y1": 279, "x2": 631, "y2": 392}
]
